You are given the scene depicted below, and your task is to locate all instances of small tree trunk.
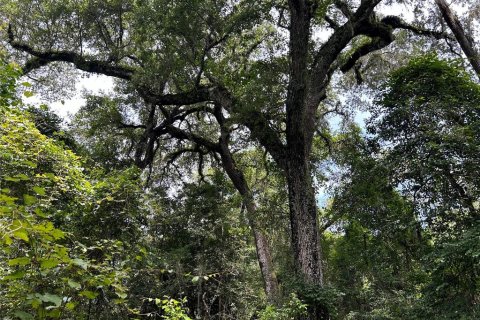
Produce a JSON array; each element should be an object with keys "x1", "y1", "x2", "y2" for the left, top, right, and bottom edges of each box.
[
  {"x1": 247, "y1": 201, "x2": 280, "y2": 303},
  {"x1": 217, "y1": 128, "x2": 280, "y2": 303},
  {"x1": 230, "y1": 184, "x2": 280, "y2": 304},
  {"x1": 435, "y1": 0, "x2": 480, "y2": 79}
]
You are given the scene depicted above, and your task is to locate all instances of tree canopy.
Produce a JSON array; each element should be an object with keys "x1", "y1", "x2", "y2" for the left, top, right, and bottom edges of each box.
[{"x1": 1, "y1": 0, "x2": 479, "y2": 319}]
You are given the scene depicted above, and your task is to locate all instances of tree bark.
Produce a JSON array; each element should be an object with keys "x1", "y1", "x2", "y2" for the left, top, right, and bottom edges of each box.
[
  {"x1": 215, "y1": 107, "x2": 280, "y2": 303},
  {"x1": 286, "y1": 160, "x2": 323, "y2": 286},
  {"x1": 285, "y1": 0, "x2": 320, "y2": 284},
  {"x1": 284, "y1": 2, "x2": 329, "y2": 319},
  {"x1": 435, "y1": 0, "x2": 480, "y2": 79},
  {"x1": 221, "y1": 156, "x2": 280, "y2": 304}
]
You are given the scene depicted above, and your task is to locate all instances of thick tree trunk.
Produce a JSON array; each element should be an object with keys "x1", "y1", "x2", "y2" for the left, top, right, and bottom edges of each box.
[
  {"x1": 286, "y1": 158, "x2": 329, "y2": 320},
  {"x1": 286, "y1": 161, "x2": 323, "y2": 286},
  {"x1": 284, "y1": 2, "x2": 329, "y2": 318},
  {"x1": 435, "y1": 0, "x2": 480, "y2": 79}
]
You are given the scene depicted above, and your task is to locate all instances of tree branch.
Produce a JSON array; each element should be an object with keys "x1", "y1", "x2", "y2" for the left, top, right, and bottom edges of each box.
[
  {"x1": 435, "y1": 0, "x2": 480, "y2": 79},
  {"x1": 339, "y1": 16, "x2": 453, "y2": 73},
  {"x1": 8, "y1": 24, "x2": 135, "y2": 79}
]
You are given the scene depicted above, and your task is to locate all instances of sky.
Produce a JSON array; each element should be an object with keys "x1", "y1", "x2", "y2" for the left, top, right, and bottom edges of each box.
[{"x1": 24, "y1": 74, "x2": 114, "y2": 121}]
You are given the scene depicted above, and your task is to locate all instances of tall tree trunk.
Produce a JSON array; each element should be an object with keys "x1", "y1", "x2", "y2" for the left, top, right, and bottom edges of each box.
[
  {"x1": 286, "y1": 0, "x2": 324, "y2": 285},
  {"x1": 284, "y1": 2, "x2": 328, "y2": 318},
  {"x1": 435, "y1": 0, "x2": 480, "y2": 79},
  {"x1": 216, "y1": 107, "x2": 280, "y2": 303},
  {"x1": 286, "y1": 159, "x2": 323, "y2": 286},
  {"x1": 286, "y1": 156, "x2": 329, "y2": 320},
  {"x1": 222, "y1": 159, "x2": 280, "y2": 303}
]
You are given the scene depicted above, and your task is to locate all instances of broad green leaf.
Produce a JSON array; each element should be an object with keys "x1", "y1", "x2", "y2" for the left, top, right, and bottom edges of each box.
[
  {"x1": 9, "y1": 174, "x2": 29, "y2": 181},
  {"x1": 67, "y1": 279, "x2": 81, "y2": 289},
  {"x1": 34, "y1": 207, "x2": 47, "y2": 218},
  {"x1": 32, "y1": 186, "x2": 46, "y2": 195},
  {"x1": 23, "y1": 160, "x2": 37, "y2": 168},
  {"x1": 72, "y1": 258, "x2": 88, "y2": 270},
  {"x1": 65, "y1": 302, "x2": 76, "y2": 310},
  {"x1": 23, "y1": 194, "x2": 36, "y2": 205},
  {"x1": 13, "y1": 229, "x2": 29, "y2": 242},
  {"x1": 4, "y1": 176, "x2": 21, "y2": 182},
  {"x1": 3, "y1": 270, "x2": 26, "y2": 280},
  {"x1": 80, "y1": 290, "x2": 98, "y2": 299},
  {"x1": 4, "y1": 234, "x2": 12, "y2": 245},
  {"x1": 13, "y1": 311, "x2": 34, "y2": 320},
  {"x1": 8, "y1": 257, "x2": 30, "y2": 266},
  {"x1": 116, "y1": 291, "x2": 127, "y2": 299},
  {"x1": 50, "y1": 228, "x2": 65, "y2": 240},
  {"x1": 38, "y1": 293, "x2": 62, "y2": 306},
  {"x1": 40, "y1": 258, "x2": 60, "y2": 269},
  {"x1": 46, "y1": 309, "x2": 61, "y2": 318}
]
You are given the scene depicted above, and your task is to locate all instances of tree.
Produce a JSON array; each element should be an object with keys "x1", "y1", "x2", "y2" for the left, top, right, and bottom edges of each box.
[
  {"x1": 0, "y1": 75, "x2": 132, "y2": 319},
  {"x1": 369, "y1": 54, "x2": 480, "y2": 228},
  {"x1": 435, "y1": 0, "x2": 480, "y2": 79},
  {"x1": 2, "y1": 1, "x2": 468, "y2": 318},
  {"x1": 368, "y1": 54, "x2": 480, "y2": 318},
  {"x1": 323, "y1": 126, "x2": 427, "y2": 318}
]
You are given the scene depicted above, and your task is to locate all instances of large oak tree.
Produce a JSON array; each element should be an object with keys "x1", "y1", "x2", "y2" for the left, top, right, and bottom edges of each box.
[{"x1": 2, "y1": 0, "x2": 476, "y2": 318}]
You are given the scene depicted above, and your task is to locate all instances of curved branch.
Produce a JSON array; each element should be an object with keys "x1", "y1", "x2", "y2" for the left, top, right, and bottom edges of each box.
[
  {"x1": 340, "y1": 16, "x2": 453, "y2": 73},
  {"x1": 8, "y1": 24, "x2": 135, "y2": 80},
  {"x1": 435, "y1": 0, "x2": 480, "y2": 79}
]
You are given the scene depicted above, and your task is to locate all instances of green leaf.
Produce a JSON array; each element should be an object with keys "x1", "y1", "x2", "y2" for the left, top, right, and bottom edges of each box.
[
  {"x1": 80, "y1": 290, "x2": 98, "y2": 299},
  {"x1": 32, "y1": 186, "x2": 46, "y2": 195},
  {"x1": 4, "y1": 176, "x2": 21, "y2": 182},
  {"x1": 67, "y1": 279, "x2": 81, "y2": 289},
  {"x1": 3, "y1": 270, "x2": 26, "y2": 280},
  {"x1": 38, "y1": 293, "x2": 63, "y2": 306},
  {"x1": 23, "y1": 160, "x2": 37, "y2": 168},
  {"x1": 34, "y1": 207, "x2": 47, "y2": 218},
  {"x1": 8, "y1": 257, "x2": 31, "y2": 266},
  {"x1": 23, "y1": 91, "x2": 34, "y2": 98},
  {"x1": 23, "y1": 194, "x2": 36, "y2": 205},
  {"x1": 50, "y1": 228, "x2": 65, "y2": 240},
  {"x1": 46, "y1": 309, "x2": 61, "y2": 318},
  {"x1": 40, "y1": 258, "x2": 60, "y2": 269},
  {"x1": 13, "y1": 311, "x2": 34, "y2": 320},
  {"x1": 13, "y1": 229, "x2": 29, "y2": 242},
  {"x1": 13, "y1": 174, "x2": 30, "y2": 181},
  {"x1": 192, "y1": 276, "x2": 200, "y2": 283},
  {"x1": 4, "y1": 234, "x2": 12, "y2": 245},
  {"x1": 65, "y1": 302, "x2": 76, "y2": 310},
  {"x1": 72, "y1": 258, "x2": 88, "y2": 270},
  {"x1": 116, "y1": 291, "x2": 127, "y2": 299}
]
